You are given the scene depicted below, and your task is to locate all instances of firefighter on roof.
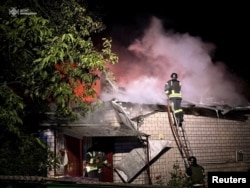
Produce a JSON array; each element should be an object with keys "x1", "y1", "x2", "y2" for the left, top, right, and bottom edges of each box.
[{"x1": 165, "y1": 72, "x2": 184, "y2": 125}]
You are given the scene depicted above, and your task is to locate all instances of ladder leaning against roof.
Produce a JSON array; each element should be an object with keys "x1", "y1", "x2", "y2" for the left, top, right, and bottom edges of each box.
[{"x1": 166, "y1": 99, "x2": 193, "y2": 169}]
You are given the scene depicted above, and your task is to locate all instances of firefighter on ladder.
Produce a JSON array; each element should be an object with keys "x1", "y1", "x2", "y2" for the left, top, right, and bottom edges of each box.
[{"x1": 164, "y1": 72, "x2": 184, "y2": 128}]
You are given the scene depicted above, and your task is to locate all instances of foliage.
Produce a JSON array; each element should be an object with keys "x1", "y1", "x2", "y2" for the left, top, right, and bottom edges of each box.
[
  {"x1": 166, "y1": 162, "x2": 189, "y2": 188},
  {"x1": 0, "y1": 0, "x2": 118, "y2": 176},
  {"x1": 0, "y1": 134, "x2": 56, "y2": 176},
  {"x1": 1, "y1": 0, "x2": 118, "y2": 118},
  {"x1": 0, "y1": 84, "x2": 24, "y2": 136},
  {"x1": 155, "y1": 161, "x2": 189, "y2": 188}
]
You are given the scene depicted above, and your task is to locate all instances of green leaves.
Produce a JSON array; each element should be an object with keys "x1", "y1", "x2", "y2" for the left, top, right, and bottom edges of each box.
[
  {"x1": 1, "y1": 0, "x2": 119, "y2": 119},
  {"x1": 0, "y1": 0, "x2": 118, "y2": 175},
  {"x1": 62, "y1": 33, "x2": 75, "y2": 43},
  {"x1": 0, "y1": 84, "x2": 24, "y2": 135}
]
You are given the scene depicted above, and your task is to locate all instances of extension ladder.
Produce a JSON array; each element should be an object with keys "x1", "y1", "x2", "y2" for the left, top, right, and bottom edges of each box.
[{"x1": 167, "y1": 100, "x2": 193, "y2": 168}]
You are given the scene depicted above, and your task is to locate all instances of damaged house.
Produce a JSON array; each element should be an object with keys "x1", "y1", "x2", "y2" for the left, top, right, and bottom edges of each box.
[{"x1": 39, "y1": 70, "x2": 250, "y2": 185}]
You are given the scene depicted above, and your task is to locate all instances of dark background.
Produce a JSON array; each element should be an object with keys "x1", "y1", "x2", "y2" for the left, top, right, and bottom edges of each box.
[{"x1": 87, "y1": 0, "x2": 249, "y2": 83}]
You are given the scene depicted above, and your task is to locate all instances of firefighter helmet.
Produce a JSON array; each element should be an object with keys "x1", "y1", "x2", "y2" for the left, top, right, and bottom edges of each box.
[
  {"x1": 188, "y1": 156, "x2": 197, "y2": 165},
  {"x1": 171, "y1": 72, "x2": 178, "y2": 79}
]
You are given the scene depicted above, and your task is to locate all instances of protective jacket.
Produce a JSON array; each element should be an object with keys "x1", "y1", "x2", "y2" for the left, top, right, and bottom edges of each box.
[
  {"x1": 186, "y1": 164, "x2": 205, "y2": 187},
  {"x1": 86, "y1": 151, "x2": 108, "y2": 174},
  {"x1": 164, "y1": 79, "x2": 182, "y2": 99},
  {"x1": 165, "y1": 78, "x2": 184, "y2": 124}
]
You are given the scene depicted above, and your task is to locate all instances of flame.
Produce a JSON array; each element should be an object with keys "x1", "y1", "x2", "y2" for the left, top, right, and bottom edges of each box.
[{"x1": 55, "y1": 62, "x2": 101, "y2": 103}]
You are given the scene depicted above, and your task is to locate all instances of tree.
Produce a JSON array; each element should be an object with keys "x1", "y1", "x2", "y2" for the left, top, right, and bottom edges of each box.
[{"x1": 0, "y1": 0, "x2": 118, "y2": 175}]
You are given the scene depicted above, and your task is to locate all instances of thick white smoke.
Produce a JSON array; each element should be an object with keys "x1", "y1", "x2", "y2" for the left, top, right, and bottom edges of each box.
[{"x1": 102, "y1": 16, "x2": 248, "y2": 107}]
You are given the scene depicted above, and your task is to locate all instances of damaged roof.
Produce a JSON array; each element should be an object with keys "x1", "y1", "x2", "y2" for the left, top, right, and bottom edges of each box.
[
  {"x1": 103, "y1": 69, "x2": 250, "y2": 121},
  {"x1": 40, "y1": 100, "x2": 149, "y2": 138},
  {"x1": 40, "y1": 97, "x2": 250, "y2": 138},
  {"x1": 116, "y1": 99, "x2": 250, "y2": 122}
]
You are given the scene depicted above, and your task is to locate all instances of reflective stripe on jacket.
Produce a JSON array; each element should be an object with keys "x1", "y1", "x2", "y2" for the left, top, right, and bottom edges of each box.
[
  {"x1": 86, "y1": 151, "x2": 107, "y2": 173},
  {"x1": 165, "y1": 80, "x2": 182, "y2": 98},
  {"x1": 86, "y1": 165, "x2": 98, "y2": 173}
]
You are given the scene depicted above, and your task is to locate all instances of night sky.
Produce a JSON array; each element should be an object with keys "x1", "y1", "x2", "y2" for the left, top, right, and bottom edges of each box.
[
  {"x1": 87, "y1": 1, "x2": 248, "y2": 80},
  {"x1": 86, "y1": 0, "x2": 250, "y2": 104}
]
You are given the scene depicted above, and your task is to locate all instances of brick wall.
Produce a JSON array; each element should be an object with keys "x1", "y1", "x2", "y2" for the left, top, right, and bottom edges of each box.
[{"x1": 113, "y1": 112, "x2": 250, "y2": 185}]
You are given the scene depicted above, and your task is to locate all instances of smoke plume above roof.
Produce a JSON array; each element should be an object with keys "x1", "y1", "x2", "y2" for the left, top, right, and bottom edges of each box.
[{"x1": 102, "y1": 17, "x2": 248, "y2": 107}]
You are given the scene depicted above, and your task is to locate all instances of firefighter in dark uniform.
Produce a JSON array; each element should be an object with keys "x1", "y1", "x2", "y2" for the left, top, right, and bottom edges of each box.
[
  {"x1": 185, "y1": 156, "x2": 205, "y2": 188},
  {"x1": 164, "y1": 72, "x2": 184, "y2": 126},
  {"x1": 85, "y1": 145, "x2": 108, "y2": 181}
]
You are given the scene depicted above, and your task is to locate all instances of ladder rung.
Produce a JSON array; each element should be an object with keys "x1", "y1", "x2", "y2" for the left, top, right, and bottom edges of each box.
[{"x1": 167, "y1": 102, "x2": 192, "y2": 165}]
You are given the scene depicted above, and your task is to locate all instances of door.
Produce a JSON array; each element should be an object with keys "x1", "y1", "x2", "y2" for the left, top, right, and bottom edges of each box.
[
  {"x1": 101, "y1": 151, "x2": 113, "y2": 182},
  {"x1": 65, "y1": 135, "x2": 83, "y2": 177}
]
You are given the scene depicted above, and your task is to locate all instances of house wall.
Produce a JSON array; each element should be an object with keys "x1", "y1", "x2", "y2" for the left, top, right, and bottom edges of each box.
[
  {"x1": 113, "y1": 112, "x2": 250, "y2": 185},
  {"x1": 40, "y1": 129, "x2": 68, "y2": 177}
]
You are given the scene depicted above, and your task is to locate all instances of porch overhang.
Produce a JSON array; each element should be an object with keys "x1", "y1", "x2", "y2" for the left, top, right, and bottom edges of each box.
[{"x1": 57, "y1": 124, "x2": 148, "y2": 138}]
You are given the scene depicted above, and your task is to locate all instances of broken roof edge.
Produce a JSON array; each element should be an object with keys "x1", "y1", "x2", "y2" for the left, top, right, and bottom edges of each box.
[
  {"x1": 57, "y1": 125, "x2": 148, "y2": 138},
  {"x1": 39, "y1": 100, "x2": 149, "y2": 138},
  {"x1": 39, "y1": 121, "x2": 149, "y2": 138},
  {"x1": 109, "y1": 99, "x2": 250, "y2": 123},
  {"x1": 114, "y1": 139, "x2": 172, "y2": 183}
]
